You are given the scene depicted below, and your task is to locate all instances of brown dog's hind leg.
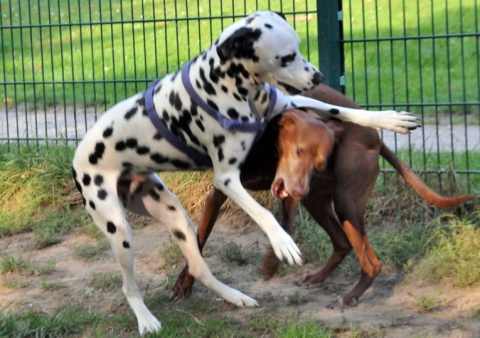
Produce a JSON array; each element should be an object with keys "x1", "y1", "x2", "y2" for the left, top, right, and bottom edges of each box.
[
  {"x1": 326, "y1": 219, "x2": 381, "y2": 308},
  {"x1": 171, "y1": 187, "x2": 228, "y2": 300},
  {"x1": 328, "y1": 143, "x2": 382, "y2": 308}
]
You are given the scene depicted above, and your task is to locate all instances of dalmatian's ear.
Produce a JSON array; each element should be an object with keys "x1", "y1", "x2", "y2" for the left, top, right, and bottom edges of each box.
[
  {"x1": 273, "y1": 12, "x2": 287, "y2": 21},
  {"x1": 217, "y1": 27, "x2": 262, "y2": 61}
]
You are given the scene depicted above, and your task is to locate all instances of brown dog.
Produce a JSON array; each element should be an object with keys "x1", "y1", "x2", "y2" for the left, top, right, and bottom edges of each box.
[{"x1": 172, "y1": 84, "x2": 474, "y2": 308}]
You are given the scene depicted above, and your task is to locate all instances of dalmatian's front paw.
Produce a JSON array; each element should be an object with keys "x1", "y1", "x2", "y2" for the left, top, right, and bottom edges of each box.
[
  {"x1": 137, "y1": 313, "x2": 162, "y2": 335},
  {"x1": 270, "y1": 230, "x2": 303, "y2": 266},
  {"x1": 223, "y1": 288, "x2": 259, "y2": 307},
  {"x1": 371, "y1": 110, "x2": 420, "y2": 134}
]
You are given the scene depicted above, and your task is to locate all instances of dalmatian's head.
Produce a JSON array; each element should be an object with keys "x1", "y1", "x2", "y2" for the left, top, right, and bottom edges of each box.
[{"x1": 216, "y1": 11, "x2": 323, "y2": 95}]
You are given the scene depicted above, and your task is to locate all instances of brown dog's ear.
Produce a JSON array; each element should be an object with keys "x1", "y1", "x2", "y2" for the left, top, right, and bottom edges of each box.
[
  {"x1": 278, "y1": 111, "x2": 298, "y2": 130},
  {"x1": 326, "y1": 119, "x2": 343, "y2": 137}
]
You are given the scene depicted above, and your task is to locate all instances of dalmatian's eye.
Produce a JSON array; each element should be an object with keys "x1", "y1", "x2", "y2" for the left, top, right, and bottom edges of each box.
[{"x1": 280, "y1": 53, "x2": 297, "y2": 67}]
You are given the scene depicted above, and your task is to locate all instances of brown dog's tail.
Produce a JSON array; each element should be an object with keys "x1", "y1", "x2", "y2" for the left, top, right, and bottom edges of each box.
[{"x1": 380, "y1": 143, "x2": 475, "y2": 208}]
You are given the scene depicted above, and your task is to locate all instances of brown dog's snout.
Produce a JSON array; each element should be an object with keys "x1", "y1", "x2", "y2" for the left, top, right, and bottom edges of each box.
[{"x1": 312, "y1": 71, "x2": 324, "y2": 85}]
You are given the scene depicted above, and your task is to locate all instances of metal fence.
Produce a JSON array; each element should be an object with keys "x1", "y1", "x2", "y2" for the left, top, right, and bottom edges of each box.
[{"x1": 0, "y1": 0, "x2": 478, "y2": 192}]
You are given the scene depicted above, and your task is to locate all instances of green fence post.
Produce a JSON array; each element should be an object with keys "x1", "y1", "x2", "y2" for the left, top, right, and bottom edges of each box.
[{"x1": 316, "y1": 0, "x2": 344, "y2": 93}]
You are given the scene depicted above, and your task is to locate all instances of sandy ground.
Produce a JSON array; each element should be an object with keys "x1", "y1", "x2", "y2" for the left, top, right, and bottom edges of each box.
[{"x1": 1, "y1": 215, "x2": 479, "y2": 337}]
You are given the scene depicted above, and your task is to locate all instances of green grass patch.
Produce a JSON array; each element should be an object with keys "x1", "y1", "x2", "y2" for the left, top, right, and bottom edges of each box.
[
  {"x1": 218, "y1": 240, "x2": 262, "y2": 266},
  {"x1": 413, "y1": 293, "x2": 441, "y2": 312},
  {"x1": 0, "y1": 255, "x2": 32, "y2": 274},
  {"x1": 0, "y1": 144, "x2": 77, "y2": 236},
  {"x1": 407, "y1": 213, "x2": 480, "y2": 286},
  {"x1": 0, "y1": 304, "x2": 104, "y2": 337},
  {"x1": 278, "y1": 319, "x2": 333, "y2": 338},
  {"x1": 159, "y1": 236, "x2": 185, "y2": 267},
  {"x1": 72, "y1": 240, "x2": 110, "y2": 261},
  {"x1": 0, "y1": 302, "x2": 337, "y2": 338},
  {"x1": 371, "y1": 225, "x2": 432, "y2": 269},
  {"x1": 90, "y1": 272, "x2": 123, "y2": 291}
]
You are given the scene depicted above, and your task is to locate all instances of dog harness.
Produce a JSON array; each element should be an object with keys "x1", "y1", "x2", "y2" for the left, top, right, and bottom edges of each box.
[{"x1": 145, "y1": 61, "x2": 279, "y2": 167}]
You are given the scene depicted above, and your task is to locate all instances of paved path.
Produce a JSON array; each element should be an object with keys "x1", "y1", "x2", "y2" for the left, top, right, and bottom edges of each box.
[{"x1": 1, "y1": 109, "x2": 479, "y2": 152}]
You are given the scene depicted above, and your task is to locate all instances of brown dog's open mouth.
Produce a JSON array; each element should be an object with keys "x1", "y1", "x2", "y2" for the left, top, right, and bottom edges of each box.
[{"x1": 272, "y1": 178, "x2": 289, "y2": 199}]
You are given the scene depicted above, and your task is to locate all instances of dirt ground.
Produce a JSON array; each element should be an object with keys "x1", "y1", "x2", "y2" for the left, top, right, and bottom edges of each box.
[{"x1": 1, "y1": 214, "x2": 479, "y2": 337}]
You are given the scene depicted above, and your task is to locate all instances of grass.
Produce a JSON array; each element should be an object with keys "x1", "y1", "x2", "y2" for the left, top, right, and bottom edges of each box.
[
  {"x1": 1, "y1": 0, "x2": 477, "y2": 119},
  {"x1": 218, "y1": 240, "x2": 262, "y2": 266},
  {"x1": 72, "y1": 240, "x2": 110, "y2": 261},
  {"x1": 90, "y1": 272, "x2": 123, "y2": 291},
  {"x1": 0, "y1": 144, "x2": 81, "y2": 236},
  {"x1": 413, "y1": 294, "x2": 441, "y2": 312},
  {"x1": 0, "y1": 255, "x2": 31, "y2": 274},
  {"x1": 159, "y1": 236, "x2": 185, "y2": 267},
  {"x1": 0, "y1": 302, "x2": 337, "y2": 337},
  {"x1": 406, "y1": 213, "x2": 480, "y2": 286},
  {"x1": 0, "y1": 304, "x2": 104, "y2": 337}
]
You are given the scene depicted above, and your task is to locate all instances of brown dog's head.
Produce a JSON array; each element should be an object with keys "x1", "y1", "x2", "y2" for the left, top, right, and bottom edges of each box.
[{"x1": 271, "y1": 110, "x2": 339, "y2": 200}]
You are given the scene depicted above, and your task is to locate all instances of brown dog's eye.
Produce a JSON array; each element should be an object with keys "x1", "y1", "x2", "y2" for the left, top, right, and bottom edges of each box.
[{"x1": 296, "y1": 148, "x2": 303, "y2": 155}]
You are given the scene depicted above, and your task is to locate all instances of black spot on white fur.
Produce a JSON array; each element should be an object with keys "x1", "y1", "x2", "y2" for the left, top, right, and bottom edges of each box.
[
  {"x1": 88, "y1": 142, "x2": 105, "y2": 164},
  {"x1": 98, "y1": 189, "x2": 108, "y2": 200},
  {"x1": 123, "y1": 241, "x2": 130, "y2": 248},
  {"x1": 106, "y1": 221, "x2": 116, "y2": 234},
  {"x1": 103, "y1": 126, "x2": 113, "y2": 138},
  {"x1": 125, "y1": 107, "x2": 137, "y2": 120},
  {"x1": 149, "y1": 189, "x2": 161, "y2": 201},
  {"x1": 94, "y1": 175, "x2": 103, "y2": 186},
  {"x1": 82, "y1": 174, "x2": 91, "y2": 186},
  {"x1": 72, "y1": 168, "x2": 83, "y2": 193},
  {"x1": 174, "y1": 230, "x2": 186, "y2": 241},
  {"x1": 136, "y1": 146, "x2": 150, "y2": 155}
]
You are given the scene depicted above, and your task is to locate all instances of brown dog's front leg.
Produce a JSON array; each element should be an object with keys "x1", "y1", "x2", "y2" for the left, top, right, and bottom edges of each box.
[
  {"x1": 260, "y1": 196, "x2": 298, "y2": 279},
  {"x1": 171, "y1": 187, "x2": 228, "y2": 300}
]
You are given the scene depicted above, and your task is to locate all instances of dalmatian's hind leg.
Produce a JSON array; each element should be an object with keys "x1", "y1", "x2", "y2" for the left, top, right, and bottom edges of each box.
[
  {"x1": 125, "y1": 173, "x2": 259, "y2": 307},
  {"x1": 77, "y1": 171, "x2": 161, "y2": 335}
]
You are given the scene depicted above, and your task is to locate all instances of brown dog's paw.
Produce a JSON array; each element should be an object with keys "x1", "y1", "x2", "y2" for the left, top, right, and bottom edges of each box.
[
  {"x1": 259, "y1": 249, "x2": 280, "y2": 280},
  {"x1": 295, "y1": 273, "x2": 325, "y2": 288},
  {"x1": 326, "y1": 295, "x2": 358, "y2": 309},
  {"x1": 170, "y1": 267, "x2": 194, "y2": 301},
  {"x1": 295, "y1": 275, "x2": 313, "y2": 288}
]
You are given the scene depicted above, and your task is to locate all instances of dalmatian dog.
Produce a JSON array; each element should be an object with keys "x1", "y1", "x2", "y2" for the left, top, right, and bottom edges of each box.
[{"x1": 72, "y1": 10, "x2": 418, "y2": 335}]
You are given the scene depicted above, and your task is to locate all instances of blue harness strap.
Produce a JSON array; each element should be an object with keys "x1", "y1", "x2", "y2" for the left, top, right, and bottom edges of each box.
[
  {"x1": 145, "y1": 80, "x2": 212, "y2": 167},
  {"x1": 181, "y1": 60, "x2": 276, "y2": 133},
  {"x1": 145, "y1": 61, "x2": 280, "y2": 167}
]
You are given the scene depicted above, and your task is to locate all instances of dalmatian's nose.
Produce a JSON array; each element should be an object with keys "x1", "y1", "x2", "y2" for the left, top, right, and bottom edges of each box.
[{"x1": 312, "y1": 71, "x2": 324, "y2": 85}]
